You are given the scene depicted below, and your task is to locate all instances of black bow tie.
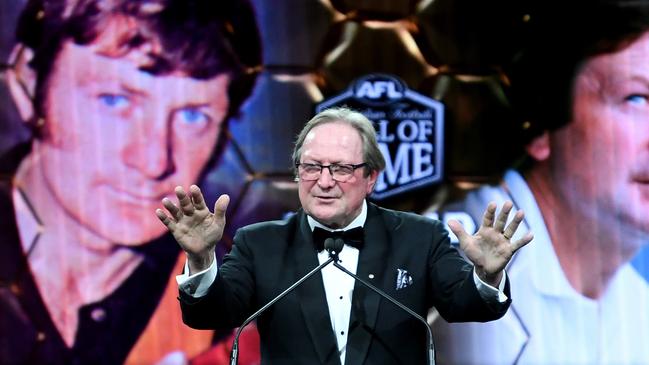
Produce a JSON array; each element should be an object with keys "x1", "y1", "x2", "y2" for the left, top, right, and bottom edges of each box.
[{"x1": 312, "y1": 226, "x2": 364, "y2": 252}]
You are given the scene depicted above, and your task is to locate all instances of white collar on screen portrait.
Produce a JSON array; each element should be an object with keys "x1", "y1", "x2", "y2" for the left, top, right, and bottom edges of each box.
[{"x1": 13, "y1": 186, "x2": 40, "y2": 254}]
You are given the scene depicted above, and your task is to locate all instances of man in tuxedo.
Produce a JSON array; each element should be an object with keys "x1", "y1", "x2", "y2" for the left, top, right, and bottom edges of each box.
[{"x1": 158, "y1": 107, "x2": 533, "y2": 364}]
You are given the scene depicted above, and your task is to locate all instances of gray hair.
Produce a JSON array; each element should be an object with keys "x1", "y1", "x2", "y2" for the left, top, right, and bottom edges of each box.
[{"x1": 292, "y1": 107, "x2": 386, "y2": 176}]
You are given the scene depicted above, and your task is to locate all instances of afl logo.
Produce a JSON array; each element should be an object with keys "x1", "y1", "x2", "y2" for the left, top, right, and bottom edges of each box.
[{"x1": 353, "y1": 75, "x2": 405, "y2": 106}]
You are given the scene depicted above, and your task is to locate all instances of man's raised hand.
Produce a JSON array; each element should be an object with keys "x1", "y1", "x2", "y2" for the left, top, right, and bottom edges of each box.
[
  {"x1": 448, "y1": 201, "x2": 533, "y2": 286},
  {"x1": 156, "y1": 185, "x2": 229, "y2": 273}
]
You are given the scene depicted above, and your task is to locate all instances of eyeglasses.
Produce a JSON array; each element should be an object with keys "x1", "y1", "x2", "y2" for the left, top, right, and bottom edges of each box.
[{"x1": 295, "y1": 162, "x2": 367, "y2": 182}]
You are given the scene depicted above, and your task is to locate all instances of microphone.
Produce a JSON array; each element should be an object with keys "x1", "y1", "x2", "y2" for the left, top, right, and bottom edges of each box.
[
  {"x1": 330, "y1": 238, "x2": 436, "y2": 365},
  {"x1": 327, "y1": 236, "x2": 344, "y2": 256},
  {"x1": 230, "y1": 238, "x2": 342, "y2": 365}
]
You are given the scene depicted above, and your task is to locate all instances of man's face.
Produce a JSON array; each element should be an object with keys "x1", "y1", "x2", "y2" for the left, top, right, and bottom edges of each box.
[
  {"x1": 37, "y1": 40, "x2": 230, "y2": 245},
  {"x1": 548, "y1": 31, "x2": 649, "y2": 237},
  {"x1": 297, "y1": 122, "x2": 378, "y2": 228}
]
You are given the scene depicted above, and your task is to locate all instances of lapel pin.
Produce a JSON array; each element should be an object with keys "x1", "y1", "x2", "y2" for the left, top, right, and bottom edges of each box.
[{"x1": 368, "y1": 274, "x2": 375, "y2": 279}]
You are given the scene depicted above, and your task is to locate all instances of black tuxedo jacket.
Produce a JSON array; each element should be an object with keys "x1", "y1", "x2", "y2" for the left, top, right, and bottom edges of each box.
[{"x1": 179, "y1": 203, "x2": 510, "y2": 364}]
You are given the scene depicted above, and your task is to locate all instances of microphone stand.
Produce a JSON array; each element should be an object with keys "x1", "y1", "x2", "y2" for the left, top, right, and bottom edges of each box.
[
  {"x1": 330, "y1": 239, "x2": 436, "y2": 365},
  {"x1": 230, "y1": 238, "x2": 343, "y2": 365}
]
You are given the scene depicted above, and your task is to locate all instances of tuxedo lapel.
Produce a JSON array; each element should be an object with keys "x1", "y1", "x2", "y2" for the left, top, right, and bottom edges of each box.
[
  {"x1": 293, "y1": 212, "x2": 340, "y2": 365},
  {"x1": 344, "y1": 203, "x2": 392, "y2": 365}
]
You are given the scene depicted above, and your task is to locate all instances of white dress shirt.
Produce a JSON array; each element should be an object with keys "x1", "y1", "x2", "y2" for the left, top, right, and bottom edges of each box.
[{"x1": 306, "y1": 201, "x2": 366, "y2": 365}]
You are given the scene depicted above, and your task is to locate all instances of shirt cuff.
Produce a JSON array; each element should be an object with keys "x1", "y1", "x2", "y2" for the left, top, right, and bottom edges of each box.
[
  {"x1": 473, "y1": 269, "x2": 508, "y2": 303},
  {"x1": 176, "y1": 253, "x2": 218, "y2": 298}
]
